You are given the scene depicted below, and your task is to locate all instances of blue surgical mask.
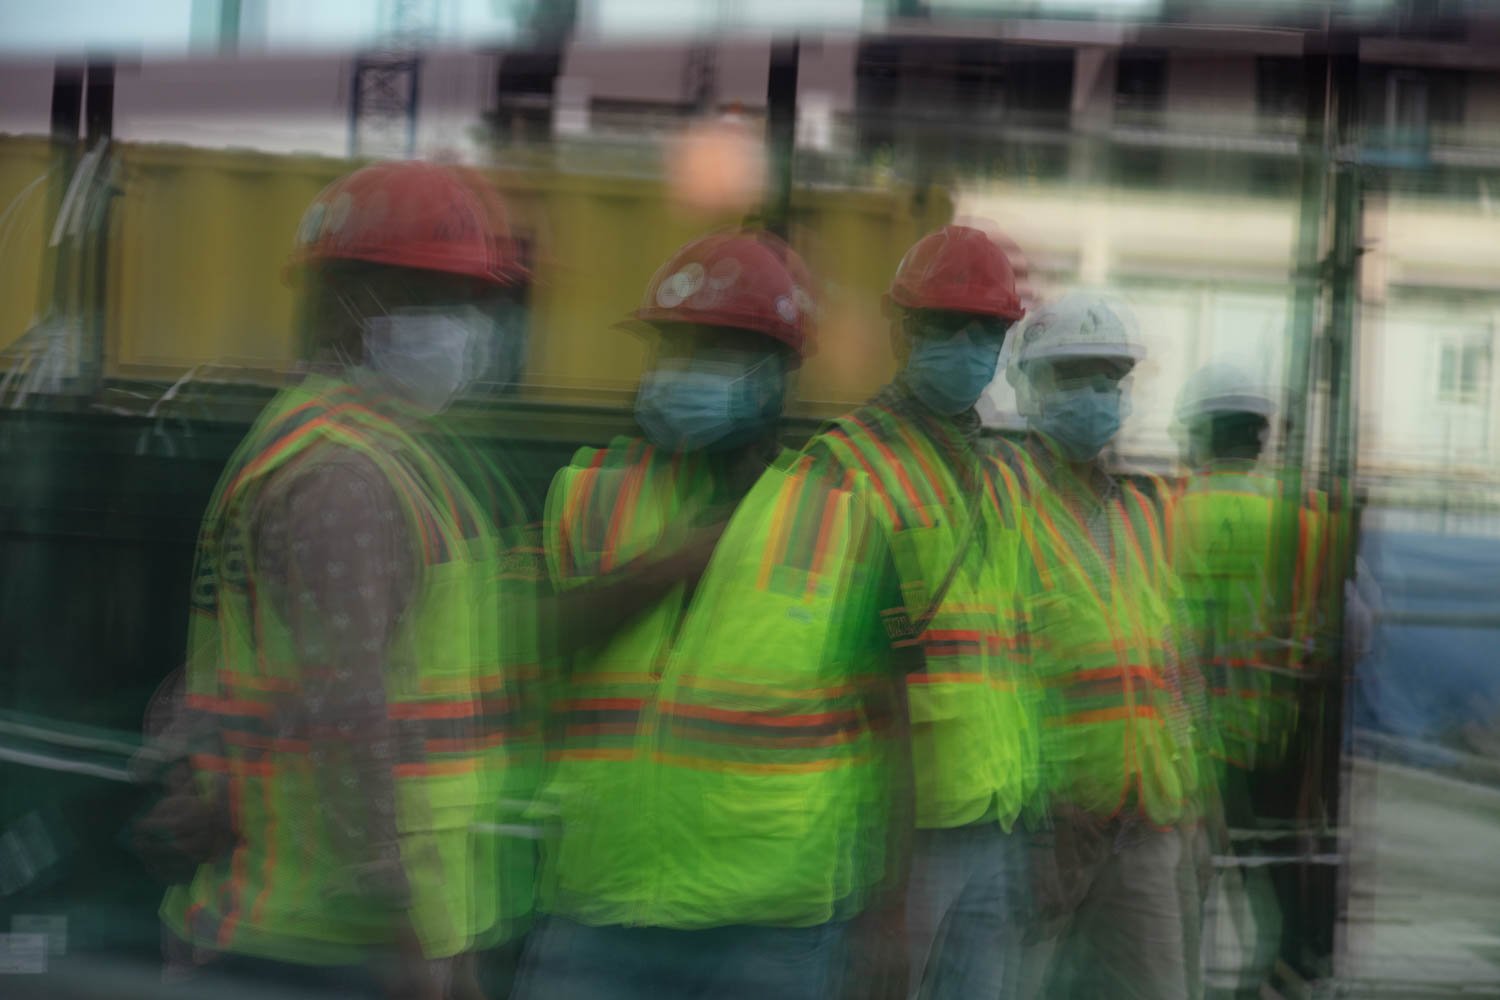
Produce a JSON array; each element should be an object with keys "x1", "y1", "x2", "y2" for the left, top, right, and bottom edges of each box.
[
  {"x1": 363, "y1": 306, "x2": 491, "y2": 413},
  {"x1": 1034, "y1": 383, "x2": 1126, "y2": 461},
  {"x1": 903, "y1": 327, "x2": 1005, "y2": 416},
  {"x1": 634, "y1": 356, "x2": 784, "y2": 452}
]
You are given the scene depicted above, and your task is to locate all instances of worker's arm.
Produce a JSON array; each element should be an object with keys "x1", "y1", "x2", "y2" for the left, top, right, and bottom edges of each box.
[
  {"x1": 540, "y1": 518, "x2": 727, "y2": 658},
  {"x1": 541, "y1": 440, "x2": 780, "y2": 660},
  {"x1": 131, "y1": 667, "x2": 235, "y2": 882},
  {"x1": 264, "y1": 453, "x2": 417, "y2": 914}
]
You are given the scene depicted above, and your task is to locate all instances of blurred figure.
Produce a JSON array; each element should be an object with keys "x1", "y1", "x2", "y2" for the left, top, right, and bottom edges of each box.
[
  {"x1": 1169, "y1": 362, "x2": 1327, "y2": 989},
  {"x1": 1172, "y1": 362, "x2": 1320, "y2": 774},
  {"x1": 999, "y1": 294, "x2": 1204, "y2": 1000},
  {"x1": 520, "y1": 231, "x2": 898, "y2": 1000},
  {"x1": 141, "y1": 161, "x2": 531, "y2": 997},
  {"x1": 800, "y1": 224, "x2": 1033, "y2": 999}
]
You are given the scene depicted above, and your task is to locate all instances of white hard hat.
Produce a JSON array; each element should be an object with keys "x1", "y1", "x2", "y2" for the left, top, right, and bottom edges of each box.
[
  {"x1": 1006, "y1": 292, "x2": 1144, "y2": 416},
  {"x1": 1175, "y1": 361, "x2": 1276, "y2": 424}
]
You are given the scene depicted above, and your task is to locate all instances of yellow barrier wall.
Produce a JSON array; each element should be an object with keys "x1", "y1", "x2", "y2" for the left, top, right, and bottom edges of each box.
[
  {"x1": 2, "y1": 136, "x2": 950, "y2": 412},
  {"x1": 0, "y1": 136, "x2": 55, "y2": 355}
]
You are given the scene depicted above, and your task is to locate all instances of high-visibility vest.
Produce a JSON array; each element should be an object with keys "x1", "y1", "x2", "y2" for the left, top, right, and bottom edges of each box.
[
  {"x1": 1166, "y1": 465, "x2": 1324, "y2": 771},
  {"x1": 161, "y1": 374, "x2": 515, "y2": 963},
  {"x1": 539, "y1": 443, "x2": 895, "y2": 928},
  {"x1": 537, "y1": 436, "x2": 716, "y2": 922},
  {"x1": 806, "y1": 402, "x2": 1036, "y2": 831},
  {"x1": 426, "y1": 420, "x2": 547, "y2": 944},
  {"x1": 997, "y1": 446, "x2": 1199, "y2": 827}
]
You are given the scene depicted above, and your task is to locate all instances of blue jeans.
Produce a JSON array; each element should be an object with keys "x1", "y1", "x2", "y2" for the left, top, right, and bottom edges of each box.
[
  {"x1": 512, "y1": 917, "x2": 848, "y2": 1000},
  {"x1": 905, "y1": 823, "x2": 1027, "y2": 1000},
  {"x1": 1041, "y1": 824, "x2": 1190, "y2": 1000}
]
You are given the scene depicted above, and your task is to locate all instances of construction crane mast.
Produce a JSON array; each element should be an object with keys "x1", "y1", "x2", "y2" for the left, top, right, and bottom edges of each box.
[{"x1": 349, "y1": 0, "x2": 444, "y2": 158}]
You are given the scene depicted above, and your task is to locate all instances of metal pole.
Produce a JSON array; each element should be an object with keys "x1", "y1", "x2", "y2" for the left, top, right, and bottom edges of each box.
[
  {"x1": 764, "y1": 38, "x2": 800, "y2": 241},
  {"x1": 49, "y1": 66, "x2": 83, "y2": 146},
  {"x1": 41, "y1": 66, "x2": 84, "y2": 320},
  {"x1": 1315, "y1": 37, "x2": 1364, "y2": 986}
]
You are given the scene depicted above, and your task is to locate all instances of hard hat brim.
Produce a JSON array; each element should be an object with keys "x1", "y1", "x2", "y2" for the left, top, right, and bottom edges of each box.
[
  {"x1": 1020, "y1": 341, "x2": 1146, "y2": 364},
  {"x1": 1181, "y1": 394, "x2": 1277, "y2": 419}
]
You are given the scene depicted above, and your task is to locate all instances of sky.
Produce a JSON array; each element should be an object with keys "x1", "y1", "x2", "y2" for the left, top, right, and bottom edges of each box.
[
  {"x1": 0, "y1": 1, "x2": 523, "y2": 57},
  {"x1": 0, "y1": 1, "x2": 870, "y2": 57}
]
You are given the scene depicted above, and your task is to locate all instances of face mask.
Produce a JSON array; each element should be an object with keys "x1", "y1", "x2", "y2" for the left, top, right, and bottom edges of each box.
[
  {"x1": 363, "y1": 307, "x2": 490, "y2": 414},
  {"x1": 634, "y1": 356, "x2": 783, "y2": 452},
  {"x1": 1033, "y1": 383, "x2": 1126, "y2": 461},
  {"x1": 903, "y1": 327, "x2": 1004, "y2": 416}
]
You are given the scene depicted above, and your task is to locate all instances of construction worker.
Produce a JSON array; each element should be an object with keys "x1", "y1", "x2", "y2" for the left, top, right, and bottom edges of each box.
[
  {"x1": 143, "y1": 161, "x2": 533, "y2": 996},
  {"x1": 1170, "y1": 361, "x2": 1324, "y2": 777},
  {"x1": 799, "y1": 224, "x2": 1033, "y2": 999},
  {"x1": 1169, "y1": 361, "x2": 1326, "y2": 989},
  {"x1": 998, "y1": 293, "x2": 1205, "y2": 1000},
  {"x1": 517, "y1": 231, "x2": 903, "y2": 999}
]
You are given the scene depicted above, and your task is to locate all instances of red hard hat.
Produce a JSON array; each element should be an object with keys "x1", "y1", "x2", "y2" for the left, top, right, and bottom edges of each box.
[
  {"x1": 452, "y1": 165, "x2": 531, "y2": 285},
  {"x1": 887, "y1": 224, "x2": 1024, "y2": 320},
  {"x1": 290, "y1": 161, "x2": 523, "y2": 285},
  {"x1": 631, "y1": 231, "x2": 816, "y2": 360}
]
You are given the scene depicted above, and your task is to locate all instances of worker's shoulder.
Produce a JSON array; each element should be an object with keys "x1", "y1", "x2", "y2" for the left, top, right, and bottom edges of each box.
[
  {"x1": 257, "y1": 445, "x2": 402, "y2": 519},
  {"x1": 559, "y1": 434, "x2": 653, "y2": 471},
  {"x1": 1111, "y1": 464, "x2": 1178, "y2": 523}
]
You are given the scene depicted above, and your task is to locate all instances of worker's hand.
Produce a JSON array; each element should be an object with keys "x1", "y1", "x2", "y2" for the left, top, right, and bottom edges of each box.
[
  {"x1": 380, "y1": 925, "x2": 446, "y2": 1000},
  {"x1": 132, "y1": 768, "x2": 235, "y2": 883},
  {"x1": 1027, "y1": 805, "x2": 1107, "y2": 937},
  {"x1": 661, "y1": 520, "x2": 729, "y2": 587},
  {"x1": 845, "y1": 893, "x2": 908, "y2": 1000},
  {"x1": 448, "y1": 951, "x2": 490, "y2": 1000}
]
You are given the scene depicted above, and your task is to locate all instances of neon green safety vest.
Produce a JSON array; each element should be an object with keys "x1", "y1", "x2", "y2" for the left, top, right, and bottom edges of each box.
[
  {"x1": 806, "y1": 401, "x2": 1038, "y2": 831},
  {"x1": 427, "y1": 419, "x2": 548, "y2": 944},
  {"x1": 997, "y1": 445, "x2": 1200, "y2": 827},
  {"x1": 161, "y1": 374, "x2": 522, "y2": 963},
  {"x1": 539, "y1": 439, "x2": 896, "y2": 928},
  {"x1": 1168, "y1": 465, "x2": 1325, "y2": 771}
]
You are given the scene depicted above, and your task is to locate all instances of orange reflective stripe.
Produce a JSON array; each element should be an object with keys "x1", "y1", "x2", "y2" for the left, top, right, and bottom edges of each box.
[
  {"x1": 1030, "y1": 499, "x2": 1110, "y2": 609},
  {"x1": 602, "y1": 441, "x2": 653, "y2": 573},
  {"x1": 663, "y1": 702, "x2": 862, "y2": 729},
  {"x1": 922, "y1": 628, "x2": 982, "y2": 643},
  {"x1": 248, "y1": 762, "x2": 279, "y2": 926},
  {"x1": 388, "y1": 700, "x2": 481, "y2": 720},
  {"x1": 1047, "y1": 664, "x2": 1168, "y2": 690},
  {"x1": 548, "y1": 748, "x2": 634, "y2": 763},
  {"x1": 1124, "y1": 486, "x2": 1165, "y2": 571},
  {"x1": 804, "y1": 475, "x2": 844, "y2": 598},
  {"x1": 561, "y1": 697, "x2": 646, "y2": 713},
  {"x1": 823, "y1": 428, "x2": 901, "y2": 527},
  {"x1": 216, "y1": 779, "x2": 249, "y2": 947},
  {"x1": 394, "y1": 759, "x2": 478, "y2": 777},
  {"x1": 652, "y1": 750, "x2": 868, "y2": 776},
  {"x1": 1027, "y1": 636, "x2": 1168, "y2": 657},
  {"x1": 908, "y1": 672, "x2": 990, "y2": 685},
  {"x1": 190, "y1": 753, "x2": 274, "y2": 776},
  {"x1": 848, "y1": 413, "x2": 933, "y2": 527},
  {"x1": 217, "y1": 671, "x2": 297, "y2": 693},
  {"x1": 186, "y1": 694, "x2": 274, "y2": 718},
  {"x1": 890, "y1": 418, "x2": 950, "y2": 507},
  {"x1": 559, "y1": 448, "x2": 610, "y2": 577},
  {"x1": 226, "y1": 402, "x2": 360, "y2": 497},
  {"x1": 758, "y1": 459, "x2": 806, "y2": 589}
]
